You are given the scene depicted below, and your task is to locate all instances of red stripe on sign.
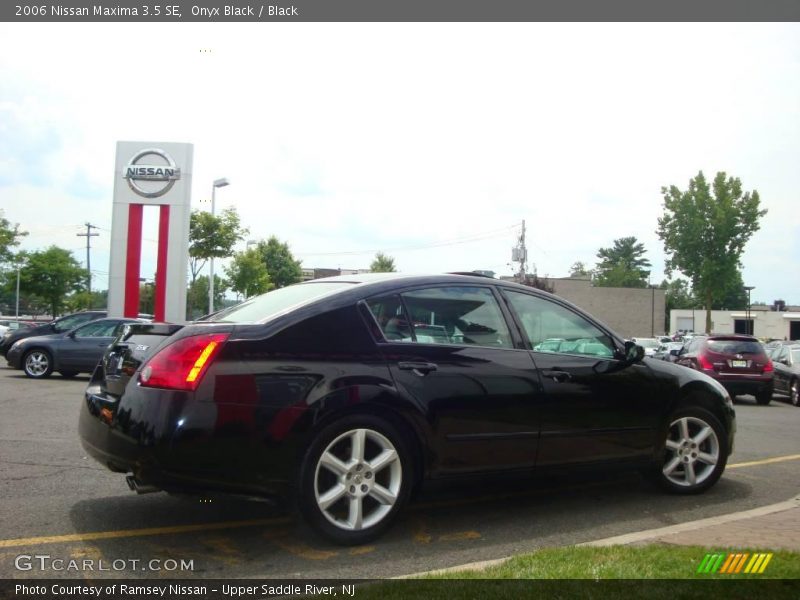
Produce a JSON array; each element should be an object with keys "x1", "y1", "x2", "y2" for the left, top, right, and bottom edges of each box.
[
  {"x1": 154, "y1": 205, "x2": 170, "y2": 322},
  {"x1": 124, "y1": 204, "x2": 143, "y2": 318}
]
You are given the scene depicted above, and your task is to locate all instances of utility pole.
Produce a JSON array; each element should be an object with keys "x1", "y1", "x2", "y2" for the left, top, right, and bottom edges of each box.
[
  {"x1": 511, "y1": 220, "x2": 528, "y2": 283},
  {"x1": 77, "y1": 223, "x2": 100, "y2": 308}
]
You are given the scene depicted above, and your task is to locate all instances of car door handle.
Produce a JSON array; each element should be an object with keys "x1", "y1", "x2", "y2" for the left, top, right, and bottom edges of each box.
[
  {"x1": 398, "y1": 361, "x2": 438, "y2": 375},
  {"x1": 542, "y1": 369, "x2": 572, "y2": 383}
]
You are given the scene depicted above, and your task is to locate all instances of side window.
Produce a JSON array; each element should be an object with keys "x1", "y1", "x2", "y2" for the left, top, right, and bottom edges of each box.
[
  {"x1": 505, "y1": 291, "x2": 615, "y2": 358},
  {"x1": 401, "y1": 286, "x2": 512, "y2": 348},
  {"x1": 73, "y1": 320, "x2": 118, "y2": 338},
  {"x1": 54, "y1": 313, "x2": 95, "y2": 332},
  {"x1": 366, "y1": 296, "x2": 413, "y2": 342}
]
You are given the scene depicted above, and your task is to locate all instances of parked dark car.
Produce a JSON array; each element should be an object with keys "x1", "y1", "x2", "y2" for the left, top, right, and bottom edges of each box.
[
  {"x1": 675, "y1": 334, "x2": 774, "y2": 404},
  {"x1": 0, "y1": 310, "x2": 108, "y2": 358},
  {"x1": 80, "y1": 273, "x2": 736, "y2": 544},
  {"x1": 0, "y1": 319, "x2": 33, "y2": 335},
  {"x1": 767, "y1": 343, "x2": 800, "y2": 407},
  {"x1": 7, "y1": 318, "x2": 144, "y2": 378}
]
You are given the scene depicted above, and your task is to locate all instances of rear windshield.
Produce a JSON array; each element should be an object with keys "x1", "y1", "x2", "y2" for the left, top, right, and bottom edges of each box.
[
  {"x1": 706, "y1": 339, "x2": 764, "y2": 355},
  {"x1": 207, "y1": 282, "x2": 357, "y2": 324}
]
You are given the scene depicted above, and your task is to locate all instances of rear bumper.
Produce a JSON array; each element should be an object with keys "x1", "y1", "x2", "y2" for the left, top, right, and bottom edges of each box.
[
  {"x1": 79, "y1": 383, "x2": 295, "y2": 497},
  {"x1": 699, "y1": 370, "x2": 773, "y2": 396}
]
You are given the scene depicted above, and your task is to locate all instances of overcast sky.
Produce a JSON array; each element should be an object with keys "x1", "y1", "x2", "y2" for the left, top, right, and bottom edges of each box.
[{"x1": 1, "y1": 23, "x2": 798, "y2": 304}]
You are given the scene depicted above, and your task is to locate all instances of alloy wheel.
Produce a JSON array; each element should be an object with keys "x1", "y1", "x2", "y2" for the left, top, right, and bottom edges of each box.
[
  {"x1": 313, "y1": 428, "x2": 402, "y2": 531},
  {"x1": 663, "y1": 416, "x2": 720, "y2": 487},
  {"x1": 792, "y1": 381, "x2": 799, "y2": 407},
  {"x1": 24, "y1": 351, "x2": 51, "y2": 378}
]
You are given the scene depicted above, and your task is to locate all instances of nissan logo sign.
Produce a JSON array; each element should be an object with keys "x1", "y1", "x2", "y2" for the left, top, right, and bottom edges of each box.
[{"x1": 123, "y1": 148, "x2": 181, "y2": 198}]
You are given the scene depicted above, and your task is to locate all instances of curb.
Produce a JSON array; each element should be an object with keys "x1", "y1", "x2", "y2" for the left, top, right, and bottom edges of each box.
[{"x1": 396, "y1": 494, "x2": 800, "y2": 578}]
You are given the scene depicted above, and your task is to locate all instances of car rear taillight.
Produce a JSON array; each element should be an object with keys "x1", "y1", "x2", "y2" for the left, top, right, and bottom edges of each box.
[
  {"x1": 763, "y1": 360, "x2": 774, "y2": 373},
  {"x1": 697, "y1": 353, "x2": 714, "y2": 370},
  {"x1": 139, "y1": 333, "x2": 229, "y2": 391}
]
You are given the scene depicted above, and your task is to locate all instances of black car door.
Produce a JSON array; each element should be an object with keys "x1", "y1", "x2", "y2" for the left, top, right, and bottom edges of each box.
[
  {"x1": 366, "y1": 286, "x2": 542, "y2": 475},
  {"x1": 501, "y1": 289, "x2": 663, "y2": 467},
  {"x1": 771, "y1": 346, "x2": 791, "y2": 394}
]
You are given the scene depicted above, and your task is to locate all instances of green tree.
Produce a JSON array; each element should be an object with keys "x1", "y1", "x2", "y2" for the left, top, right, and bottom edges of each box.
[
  {"x1": 186, "y1": 275, "x2": 227, "y2": 320},
  {"x1": 0, "y1": 210, "x2": 27, "y2": 266},
  {"x1": 657, "y1": 171, "x2": 766, "y2": 333},
  {"x1": 226, "y1": 248, "x2": 273, "y2": 299},
  {"x1": 568, "y1": 261, "x2": 591, "y2": 278},
  {"x1": 714, "y1": 269, "x2": 748, "y2": 310},
  {"x1": 63, "y1": 289, "x2": 108, "y2": 313},
  {"x1": 594, "y1": 236, "x2": 651, "y2": 288},
  {"x1": 660, "y1": 278, "x2": 696, "y2": 332},
  {"x1": 19, "y1": 247, "x2": 85, "y2": 317},
  {"x1": 254, "y1": 236, "x2": 302, "y2": 289},
  {"x1": 370, "y1": 252, "x2": 396, "y2": 273},
  {"x1": 188, "y1": 207, "x2": 249, "y2": 284}
]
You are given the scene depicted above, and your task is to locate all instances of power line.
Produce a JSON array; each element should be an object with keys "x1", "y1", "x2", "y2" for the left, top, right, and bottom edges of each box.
[{"x1": 297, "y1": 223, "x2": 521, "y2": 258}]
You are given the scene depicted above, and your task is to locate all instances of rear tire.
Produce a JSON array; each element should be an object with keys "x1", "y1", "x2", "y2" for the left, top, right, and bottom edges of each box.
[
  {"x1": 23, "y1": 349, "x2": 54, "y2": 379},
  {"x1": 790, "y1": 379, "x2": 799, "y2": 407},
  {"x1": 755, "y1": 386, "x2": 772, "y2": 406},
  {"x1": 297, "y1": 414, "x2": 413, "y2": 545},
  {"x1": 651, "y1": 407, "x2": 728, "y2": 495}
]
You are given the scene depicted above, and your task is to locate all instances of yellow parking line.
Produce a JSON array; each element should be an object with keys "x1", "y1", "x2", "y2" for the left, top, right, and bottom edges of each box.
[
  {"x1": 727, "y1": 454, "x2": 800, "y2": 469},
  {"x1": 0, "y1": 517, "x2": 290, "y2": 549},
  {"x1": 1, "y1": 454, "x2": 797, "y2": 550},
  {"x1": 439, "y1": 531, "x2": 481, "y2": 542}
]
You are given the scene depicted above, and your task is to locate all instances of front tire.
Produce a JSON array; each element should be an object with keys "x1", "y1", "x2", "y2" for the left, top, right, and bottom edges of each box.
[
  {"x1": 297, "y1": 415, "x2": 412, "y2": 545},
  {"x1": 23, "y1": 349, "x2": 54, "y2": 379},
  {"x1": 653, "y1": 407, "x2": 728, "y2": 494}
]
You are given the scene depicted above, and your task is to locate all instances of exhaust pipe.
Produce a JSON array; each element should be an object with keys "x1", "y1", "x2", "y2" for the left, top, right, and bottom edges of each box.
[{"x1": 126, "y1": 475, "x2": 160, "y2": 494}]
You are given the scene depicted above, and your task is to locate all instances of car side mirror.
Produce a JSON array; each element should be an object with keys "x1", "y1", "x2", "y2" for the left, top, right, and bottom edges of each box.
[
  {"x1": 67, "y1": 331, "x2": 77, "y2": 339},
  {"x1": 623, "y1": 340, "x2": 644, "y2": 364}
]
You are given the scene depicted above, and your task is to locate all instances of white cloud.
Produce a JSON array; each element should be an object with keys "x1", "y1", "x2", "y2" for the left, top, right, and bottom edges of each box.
[{"x1": 1, "y1": 22, "x2": 798, "y2": 304}]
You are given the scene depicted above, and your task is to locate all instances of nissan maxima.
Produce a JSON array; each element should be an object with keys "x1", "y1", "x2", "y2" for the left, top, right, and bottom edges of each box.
[{"x1": 79, "y1": 273, "x2": 736, "y2": 544}]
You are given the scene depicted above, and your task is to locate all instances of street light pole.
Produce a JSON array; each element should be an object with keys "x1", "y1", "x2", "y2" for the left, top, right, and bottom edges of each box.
[
  {"x1": 744, "y1": 285, "x2": 755, "y2": 336},
  {"x1": 208, "y1": 178, "x2": 230, "y2": 315},
  {"x1": 15, "y1": 265, "x2": 20, "y2": 318}
]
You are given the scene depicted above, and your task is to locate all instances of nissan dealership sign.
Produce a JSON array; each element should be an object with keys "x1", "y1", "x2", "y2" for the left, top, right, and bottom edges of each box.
[{"x1": 122, "y1": 147, "x2": 181, "y2": 198}]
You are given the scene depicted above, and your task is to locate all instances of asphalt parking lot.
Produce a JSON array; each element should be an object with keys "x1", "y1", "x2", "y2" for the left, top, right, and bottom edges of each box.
[{"x1": 1, "y1": 366, "x2": 799, "y2": 579}]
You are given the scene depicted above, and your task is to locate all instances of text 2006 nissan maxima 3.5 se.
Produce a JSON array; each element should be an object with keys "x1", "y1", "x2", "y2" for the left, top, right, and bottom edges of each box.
[{"x1": 80, "y1": 273, "x2": 736, "y2": 544}]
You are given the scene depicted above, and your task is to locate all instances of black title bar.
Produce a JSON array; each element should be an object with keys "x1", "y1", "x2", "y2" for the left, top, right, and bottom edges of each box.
[{"x1": 4, "y1": 0, "x2": 800, "y2": 22}]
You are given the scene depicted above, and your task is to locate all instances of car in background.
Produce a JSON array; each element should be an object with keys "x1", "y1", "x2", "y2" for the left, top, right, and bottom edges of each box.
[
  {"x1": 7, "y1": 318, "x2": 144, "y2": 379},
  {"x1": 0, "y1": 319, "x2": 33, "y2": 336},
  {"x1": 767, "y1": 343, "x2": 800, "y2": 407},
  {"x1": 631, "y1": 337, "x2": 661, "y2": 357},
  {"x1": 675, "y1": 334, "x2": 774, "y2": 404},
  {"x1": 654, "y1": 341, "x2": 684, "y2": 362},
  {"x1": 0, "y1": 310, "x2": 108, "y2": 358},
  {"x1": 79, "y1": 273, "x2": 735, "y2": 544}
]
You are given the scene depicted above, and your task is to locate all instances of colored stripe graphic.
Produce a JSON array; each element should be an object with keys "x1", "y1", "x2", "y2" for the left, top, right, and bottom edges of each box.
[
  {"x1": 758, "y1": 553, "x2": 773, "y2": 574},
  {"x1": 699, "y1": 552, "x2": 773, "y2": 575}
]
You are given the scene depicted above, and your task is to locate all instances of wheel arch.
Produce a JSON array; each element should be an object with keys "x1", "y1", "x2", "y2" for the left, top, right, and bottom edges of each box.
[{"x1": 297, "y1": 385, "x2": 430, "y2": 491}]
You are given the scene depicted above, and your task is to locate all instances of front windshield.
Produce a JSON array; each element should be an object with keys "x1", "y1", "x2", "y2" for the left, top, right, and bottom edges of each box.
[{"x1": 208, "y1": 281, "x2": 357, "y2": 324}]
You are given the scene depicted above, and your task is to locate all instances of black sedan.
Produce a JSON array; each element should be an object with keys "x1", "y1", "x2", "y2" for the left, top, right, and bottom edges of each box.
[
  {"x1": 7, "y1": 318, "x2": 143, "y2": 378},
  {"x1": 79, "y1": 273, "x2": 736, "y2": 544},
  {"x1": 0, "y1": 310, "x2": 107, "y2": 358},
  {"x1": 768, "y1": 343, "x2": 800, "y2": 406}
]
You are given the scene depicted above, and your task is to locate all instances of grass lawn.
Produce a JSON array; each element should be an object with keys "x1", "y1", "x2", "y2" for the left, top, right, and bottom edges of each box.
[{"x1": 351, "y1": 545, "x2": 800, "y2": 600}]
